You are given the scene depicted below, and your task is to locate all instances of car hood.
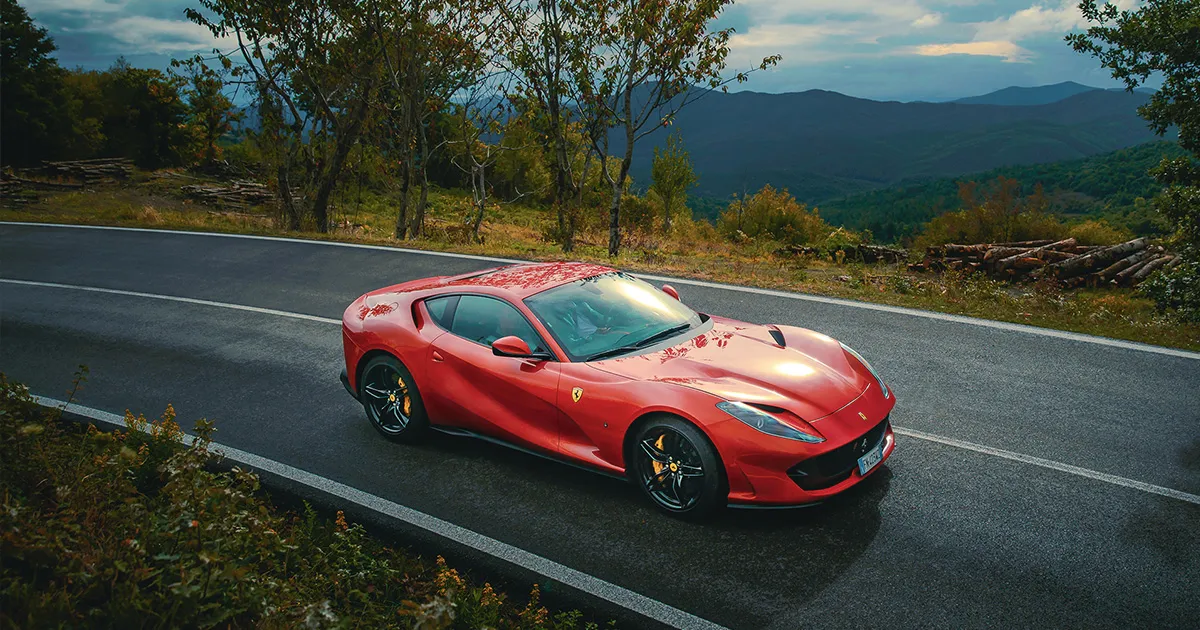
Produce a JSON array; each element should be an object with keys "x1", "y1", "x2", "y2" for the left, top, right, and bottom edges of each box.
[{"x1": 588, "y1": 318, "x2": 871, "y2": 421}]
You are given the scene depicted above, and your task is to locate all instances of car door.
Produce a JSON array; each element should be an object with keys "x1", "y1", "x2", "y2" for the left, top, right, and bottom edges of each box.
[{"x1": 424, "y1": 294, "x2": 562, "y2": 453}]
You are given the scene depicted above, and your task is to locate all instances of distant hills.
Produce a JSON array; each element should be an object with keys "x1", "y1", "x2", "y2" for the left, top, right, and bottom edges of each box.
[
  {"x1": 951, "y1": 81, "x2": 1102, "y2": 106},
  {"x1": 817, "y1": 141, "x2": 1184, "y2": 241},
  {"x1": 628, "y1": 86, "x2": 1166, "y2": 208}
]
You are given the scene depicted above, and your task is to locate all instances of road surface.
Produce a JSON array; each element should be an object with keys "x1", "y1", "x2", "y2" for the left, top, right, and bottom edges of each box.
[{"x1": 2, "y1": 223, "x2": 1198, "y2": 629}]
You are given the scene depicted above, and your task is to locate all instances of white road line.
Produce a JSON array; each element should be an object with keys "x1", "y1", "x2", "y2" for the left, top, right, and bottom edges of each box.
[
  {"x1": 4, "y1": 221, "x2": 1198, "y2": 360},
  {"x1": 31, "y1": 396, "x2": 727, "y2": 630},
  {"x1": 894, "y1": 427, "x2": 1200, "y2": 505},
  {"x1": 7, "y1": 278, "x2": 1200, "y2": 506},
  {"x1": 0, "y1": 278, "x2": 341, "y2": 325}
]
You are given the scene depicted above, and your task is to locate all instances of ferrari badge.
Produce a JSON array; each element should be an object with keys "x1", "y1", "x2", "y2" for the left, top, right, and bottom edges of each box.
[
  {"x1": 858, "y1": 412, "x2": 868, "y2": 421},
  {"x1": 572, "y1": 387, "x2": 584, "y2": 403}
]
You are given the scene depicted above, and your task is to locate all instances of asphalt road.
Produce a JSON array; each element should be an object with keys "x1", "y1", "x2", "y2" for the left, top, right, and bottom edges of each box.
[{"x1": 3, "y1": 223, "x2": 1198, "y2": 629}]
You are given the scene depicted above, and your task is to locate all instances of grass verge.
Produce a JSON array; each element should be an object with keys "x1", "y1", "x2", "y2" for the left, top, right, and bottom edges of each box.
[
  {"x1": 0, "y1": 374, "x2": 611, "y2": 629},
  {"x1": 2, "y1": 175, "x2": 1197, "y2": 351}
]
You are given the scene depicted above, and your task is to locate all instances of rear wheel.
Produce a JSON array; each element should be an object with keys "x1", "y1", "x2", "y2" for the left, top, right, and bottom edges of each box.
[
  {"x1": 631, "y1": 416, "x2": 724, "y2": 518},
  {"x1": 359, "y1": 355, "x2": 429, "y2": 443}
]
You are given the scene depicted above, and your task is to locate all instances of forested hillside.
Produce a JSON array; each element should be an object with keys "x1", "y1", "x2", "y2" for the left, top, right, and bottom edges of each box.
[
  {"x1": 622, "y1": 87, "x2": 1165, "y2": 205},
  {"x1": 815, "y1": 141, "x2": 1185, "y2": 241}
]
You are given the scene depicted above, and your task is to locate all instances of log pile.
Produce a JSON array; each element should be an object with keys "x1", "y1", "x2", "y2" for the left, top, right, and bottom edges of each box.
[
  {"x1": 910, "y1": 237, "x2": 1180, "y2": 287},
  {"x1": 180, "y1": 180, "x2": 274, "y2": 208},
  {"x1": 779, "y1": 244, "x2": 909, "y2": 263},
  {"x1": 41, "y1": 158, "x2": 133, "y2": 182}
]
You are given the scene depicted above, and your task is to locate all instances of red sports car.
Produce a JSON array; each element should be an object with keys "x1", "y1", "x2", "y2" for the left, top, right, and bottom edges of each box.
[{"x1": 340, "y1": 262, "x2": 895, "y2": 517}]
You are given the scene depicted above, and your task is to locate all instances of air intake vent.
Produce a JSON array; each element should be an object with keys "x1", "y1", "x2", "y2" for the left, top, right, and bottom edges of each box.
[{"x1": 768, "y1": 327, "x2": 786, "y2": 347}]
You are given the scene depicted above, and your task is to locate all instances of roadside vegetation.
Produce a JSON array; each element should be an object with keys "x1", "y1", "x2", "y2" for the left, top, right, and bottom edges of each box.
[
  {"x1": 0, "y1": 373, "x2": 608, "y2": 629},
  {"x1": 1, "y1": 0, "x2": 1197, "y2": 350}
]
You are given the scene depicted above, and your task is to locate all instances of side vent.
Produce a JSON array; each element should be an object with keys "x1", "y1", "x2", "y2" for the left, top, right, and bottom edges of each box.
[{"x1": 767, "y1": 326, "x2": 786, "y2": 347}]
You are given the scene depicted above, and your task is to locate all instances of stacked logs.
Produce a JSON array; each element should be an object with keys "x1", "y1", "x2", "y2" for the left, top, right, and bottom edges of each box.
[
  {"x1": 41, "y1": 158, "x2": 133, "y2": 182},
  {"x1": 180, "y1": 180, "x2": 274, "y2": 208},
  {"x1": 779, "y1": 244, "x2": 909, "y2": 263},
  {"x1": 910, "y1": 237, "x2": 1178, "y2": 287}
]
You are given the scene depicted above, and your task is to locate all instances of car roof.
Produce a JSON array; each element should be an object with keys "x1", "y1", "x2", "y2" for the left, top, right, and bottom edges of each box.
[{"x1": 437, "y1": 261, "x2": 617, "y2": 299}]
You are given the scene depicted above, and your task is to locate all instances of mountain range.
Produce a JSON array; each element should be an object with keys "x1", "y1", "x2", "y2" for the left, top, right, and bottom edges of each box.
[
  {"x1": 626, "y1": 84, "x2": 1166, "y2": 206},
  {"x1": 947, "y1": 81, "x2": 1154, "y2": 106}
]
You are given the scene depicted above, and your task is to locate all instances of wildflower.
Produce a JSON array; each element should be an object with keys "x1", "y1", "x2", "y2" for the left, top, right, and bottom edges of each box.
[{"x1": 335, "y1": 510, "x2": 348, "y2": 531}]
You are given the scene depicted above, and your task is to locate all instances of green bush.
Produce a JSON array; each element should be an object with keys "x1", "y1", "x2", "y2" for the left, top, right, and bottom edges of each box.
[
  {"x1": 717, "y1": 185, "x2": 830, "y2": 246},
  {"x1": 1067, "y1": 219, "x2": 1132, "y2": 245},
  {"x1": 1139, "y1": 258, "x2": 1200, "y2": 322},
  {"x1": 0, "y1": 375, "x2": 607, "y2": 629}
]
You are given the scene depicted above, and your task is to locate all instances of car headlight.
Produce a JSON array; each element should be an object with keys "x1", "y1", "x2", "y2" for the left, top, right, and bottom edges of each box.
[
  {"x1": 840, "y1": 342, "x2": 889, "y2": 398},
  {"x1": 716, "y1": 401, "x2": 825, "y2": 443}
]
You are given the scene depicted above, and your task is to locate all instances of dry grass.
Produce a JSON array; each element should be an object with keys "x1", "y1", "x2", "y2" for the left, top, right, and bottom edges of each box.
[{"x1": 3, "y1": 177, "x2": 1197, "y2": 350}]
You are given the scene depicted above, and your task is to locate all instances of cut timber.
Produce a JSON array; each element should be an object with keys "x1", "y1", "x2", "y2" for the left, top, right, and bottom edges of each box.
[
  {"x1": 990, "y1": 240, "x2": 1055, "y2": 247},
  {"x1": 1096, "y1": 248, "x2": 1158, "y2": 281},
  {"x1": 1042, "y1": 237, "x2": 1148, "y2": 279},
  {"x1": 1132, "y1": 255, "x2": 1175, "y2": 282},
  {"x1": 1114, "y1": 250, "x2": 1163, "y2": 285},
  {"x1": 996, "y1": 238, "x2": 1076, "y2": 271}
]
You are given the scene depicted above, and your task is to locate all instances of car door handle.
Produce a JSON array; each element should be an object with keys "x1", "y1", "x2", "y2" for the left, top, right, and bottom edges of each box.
[{"x1": 432, "y1": 351, "x2": 444, "y2": 362}]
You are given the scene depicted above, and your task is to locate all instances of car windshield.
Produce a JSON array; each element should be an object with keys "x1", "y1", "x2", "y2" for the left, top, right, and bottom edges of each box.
[{"x1": 525, "y1": 273, "x2": 703, "y2": 362}]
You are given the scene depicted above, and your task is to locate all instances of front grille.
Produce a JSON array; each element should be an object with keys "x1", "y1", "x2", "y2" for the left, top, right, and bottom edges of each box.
[{"x1": 787, "y1": 416, "x2": 889, "y2": 490}]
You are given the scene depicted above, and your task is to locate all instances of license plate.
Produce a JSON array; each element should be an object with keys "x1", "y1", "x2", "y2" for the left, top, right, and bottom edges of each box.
[{"x1": 857, "y1": 442, "x2": 884, "y2": 476}]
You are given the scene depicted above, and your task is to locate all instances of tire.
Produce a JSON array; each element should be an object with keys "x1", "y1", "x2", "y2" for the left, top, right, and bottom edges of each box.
[
  {"x1": 358, "y1": 355, "x2": 429, "y2": 443},
  {"x1": 630, "y1": 415, "x2": 725, "y2": 519}
]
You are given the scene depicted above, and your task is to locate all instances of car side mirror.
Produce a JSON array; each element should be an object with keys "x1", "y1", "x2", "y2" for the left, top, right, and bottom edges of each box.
[
  {"x1": 661, "y1": 284, "x2": 680, "y2": 301},
  {"x1": 492, "y1": 335, "x2": 549, "y2": 360}
]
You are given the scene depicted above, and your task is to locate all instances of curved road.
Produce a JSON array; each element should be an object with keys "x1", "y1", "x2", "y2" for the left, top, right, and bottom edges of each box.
[{"x1": 2, "y1": 223, "x2": 1198, "y2": 629}]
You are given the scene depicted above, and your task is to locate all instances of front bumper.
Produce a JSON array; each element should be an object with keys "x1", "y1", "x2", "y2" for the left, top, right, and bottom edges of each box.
[
  {"x1": 340, "y1": 367, "x2": 357, "y2": 401},
  {"x1": 722, "y1": 384, "x2": 897, "y2": 506}
]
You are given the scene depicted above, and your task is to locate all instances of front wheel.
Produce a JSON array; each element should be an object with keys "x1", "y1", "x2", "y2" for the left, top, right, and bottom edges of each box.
[
  {"x1": 631, "y1": 416, "x2": 725, "y2": 519},
  {"x1": 359, "y1": 355, "x2": 429, "y2": 443}
]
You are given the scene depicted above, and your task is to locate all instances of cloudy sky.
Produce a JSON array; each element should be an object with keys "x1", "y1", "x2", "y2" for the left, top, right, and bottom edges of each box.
[{"x1": 22, "y1": 0, "x2": 1135, "y2": 102}]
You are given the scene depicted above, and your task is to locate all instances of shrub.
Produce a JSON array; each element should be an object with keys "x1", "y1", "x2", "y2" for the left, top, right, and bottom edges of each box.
[
  {"x1": 914, "y1": 177, "x2": 1068, "y2": 248},
  {"x1": 1067, "y1": 219, "x2": 1132, "y2": 245},
  {"x1": 0, "y1": 375, "x2": 605, "y2": 629},
  {"x1": 1139, "y1": 258, "x2": 1200, "y2": 322},
  {"x1": 717, "y1": 185, "x2": 830, "y2": 247}
]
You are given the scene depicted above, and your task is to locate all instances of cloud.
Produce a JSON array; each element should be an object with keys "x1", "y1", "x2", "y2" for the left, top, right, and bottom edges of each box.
[
  {"x1": 912, "y1": 40, "x2": 1032, "y2": 62},
  {"x1": 96, "y1": 16, "x2": 231, "y2": 54},
  {"x1": 912, "y1": 13, "x2": 943, "y2": 28},
  {"x1": 26, "y1": 0, "x2": 128, "y2": 12}
]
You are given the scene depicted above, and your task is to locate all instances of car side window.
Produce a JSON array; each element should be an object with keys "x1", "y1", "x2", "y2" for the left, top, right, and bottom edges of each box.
[
  {"x1": 423, "y1": 296, "x2": 457, "y2": 330},
  {"x1": 449, "y1": 295, "x2": 548, "y2": 354}
]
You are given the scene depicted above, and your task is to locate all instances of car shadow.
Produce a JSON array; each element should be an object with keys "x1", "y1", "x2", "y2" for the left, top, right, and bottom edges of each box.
[{"x1": 394, "y1": 425, "x2": 891, "y2": 621}]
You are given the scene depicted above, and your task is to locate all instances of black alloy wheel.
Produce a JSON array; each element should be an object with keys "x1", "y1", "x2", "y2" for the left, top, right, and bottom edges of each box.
[
  {"x1": 632, "y1": 416, "x2": 724, "y2": 518},
  {"x1": 360, "y1": 355, "x2": 429, "y2": 443}
]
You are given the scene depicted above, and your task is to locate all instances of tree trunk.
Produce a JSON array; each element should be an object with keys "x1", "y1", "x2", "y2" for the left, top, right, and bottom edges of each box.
[
  {"x1": 394, "y1": 147, "x2": 412, "y2": 239},
  {"x1": 277, "y1": 161, "x2": 301, "y2": 231},
  {"x1": 607, "y1": 177, "x2": 622, "y2": 257},
  {"x1": 471, "y1": 163, "x2": 486, "y2": 243},
  {"x1": 310, "y1": 97, "x2": 372, "y2": 234}
]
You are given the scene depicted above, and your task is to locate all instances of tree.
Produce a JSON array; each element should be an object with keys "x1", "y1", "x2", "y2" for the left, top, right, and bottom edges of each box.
[
  {"x1": 1068, "y1": 0, "x2": 1200, "y2": 319},
  {"x1": 359, "y1": 0, "x2": 509, "y2": 239},
  {"x1": 649, "y1": 132, "x2": 697, "y2": 232},
  {"x1": 173, "y1": 56, "x2": 243, "y2": 167},
  {"x1": 0, "y1": 0, "x2": 73, "y2": 166},
  {"x1": 93, "y1": 60, "x2": 192, "y2": 168},
  {"x1": 578, "y1": 0, "x2": 780, "y2": 256},
  {"x1": 187, "y1": 0, "x2": 382, "y2": 232},
  {"x1": 504, "y1": 0, "x2": 608, "y2": 252}
]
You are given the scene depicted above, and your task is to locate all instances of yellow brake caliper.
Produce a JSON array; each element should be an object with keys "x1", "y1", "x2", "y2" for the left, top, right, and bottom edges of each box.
[
  {"x1": 651, "y1": 435, "x2": 666, "y2": 480},
  {"x1": 399, "y1": 375, "x2": 411, "y2": 416}
]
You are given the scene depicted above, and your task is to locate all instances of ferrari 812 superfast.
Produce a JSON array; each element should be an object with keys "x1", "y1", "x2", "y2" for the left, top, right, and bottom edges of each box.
[{"x1": 340, "y1": 262, "x2": 895, "y2": 517}]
